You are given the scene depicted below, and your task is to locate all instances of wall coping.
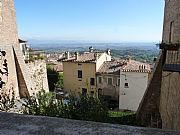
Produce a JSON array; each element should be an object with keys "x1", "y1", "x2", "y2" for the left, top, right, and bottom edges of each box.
[{"x1": 0, "y1": 112, "x2": 179, "y2": 135}]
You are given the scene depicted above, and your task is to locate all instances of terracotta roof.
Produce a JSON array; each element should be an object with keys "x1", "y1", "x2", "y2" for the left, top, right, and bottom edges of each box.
[
  {"x1": 97, "y1": 60, "x2": 151, "y2": 74},
  {"x1": 97, "y1": 61, "x2": 125, "y2": 74},
  {"x1": 63, "y1": 52, "x2": 103, "y2": 63},
  {"x1": 122, "y1": 60, "x2": 151, "y2": 73}
]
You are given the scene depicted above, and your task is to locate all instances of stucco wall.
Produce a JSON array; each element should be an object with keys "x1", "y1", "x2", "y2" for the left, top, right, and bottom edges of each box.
[
  {"x1": 63, "y1": 62, "x2": 97, "y2": 96},
  {"x1": 119, "y1": 72, "x2": 149, "y2": 111},
  {"x1": 96, "y1": 53, "x2": 111, "y2": 71}
]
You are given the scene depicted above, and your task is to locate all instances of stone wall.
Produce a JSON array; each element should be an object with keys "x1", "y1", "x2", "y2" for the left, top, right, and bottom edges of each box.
[
  {"x1": 160, "y1": 0, "x2": 180, "y2": 130},
  {"x1": 162, "y1": 0, "x2": 180, "y2": 43},
  {"x1": 0, "y1": 45, "x2": 20, "y2": 98},
  {"x1": 137, "y1": 52, "x2": 163, "y2": 128},
  {"x1": 0, "y1": 0, "x2": 18, "y2": 46},
  {"x1": 0, "y1": 0, "x2": 36, "y2": 98},
  {"x1": 0, "y1": 112, "x2": 179, "y2": 135},
  {"x1": 160, "y1": 71, "x2": 180, "y2": 130},
  {"x1": 27, "y1": 60, "x2": 49, "y2": 94}
]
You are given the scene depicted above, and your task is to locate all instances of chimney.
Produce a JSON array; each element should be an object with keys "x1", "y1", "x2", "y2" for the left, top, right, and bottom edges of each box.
[
  {"x1": 75, "y1": 52, "x2": 79, "y2": 60},
  {"x1": 94, "y1": 53, "x2": 99, "y2": 61},
  {"x1": 107, "y1": 49, "x2": 111, "y2": 55},
  {"x1": 65, "y1": 51, "x2": 70, "y2": 59},
  {"x1": 89, "y1": 46, "x2": 94, "y2": 53},
  {"x1": 127, "y1": 55, "x2": 131, "y2": 62}
]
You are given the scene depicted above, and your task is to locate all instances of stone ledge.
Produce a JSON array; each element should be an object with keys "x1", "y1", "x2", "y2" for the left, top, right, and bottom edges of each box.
[{"x1": 0, "y1": 112, "x2": 179, "y2": 135}]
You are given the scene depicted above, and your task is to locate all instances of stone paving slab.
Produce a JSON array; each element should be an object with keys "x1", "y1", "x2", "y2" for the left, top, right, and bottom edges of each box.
[{"x1": 0, "y1": 112, "x2": 180, "y2": 135}]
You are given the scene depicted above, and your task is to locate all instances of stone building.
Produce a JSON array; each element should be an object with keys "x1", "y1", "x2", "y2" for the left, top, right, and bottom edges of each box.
[
  {"x1": 137, "y1": 0, "x2": 180, "y2": 130},
  {"x1": 0, "y1": 0, "x2": 33, "y2": 98},
  {"x1": 0, "y1": 0, "x2": 49, "y2": 98}
]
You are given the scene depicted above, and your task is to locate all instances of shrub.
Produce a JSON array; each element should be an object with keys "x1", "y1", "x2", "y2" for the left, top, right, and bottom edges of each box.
[
  {"x1": 0, "y1": 89, "x2": 15, "y2": 112},
  {"x1": 109, "y1": 111, "x2": 137, "y2": 126},
  {"x1": 22, "y1": 91, "x2": 109, "y2": 122}
]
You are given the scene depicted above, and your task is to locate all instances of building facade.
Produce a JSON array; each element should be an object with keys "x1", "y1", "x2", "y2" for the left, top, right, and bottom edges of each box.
[
  {"x1": 119, "y1": 60, "x2": 150, "y2": 111},
  {"x1": 97, "y1": 60, "x2": 151, "y2": 111},
  {"x1": 63, "y1": 48, "x2": 111, "y2": 96},
  {"x1": 0, "y1": 0, "x2": 49, "y2": 98},
  {"x1": 96, "y1": 61, "x2": 122, "y2": 101}
]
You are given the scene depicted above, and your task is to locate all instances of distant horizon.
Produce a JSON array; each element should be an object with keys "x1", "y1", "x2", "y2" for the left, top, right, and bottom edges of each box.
[
  {"x1": 15, "y1": 0, "x2": 164, "y2": 42},
  {"x1": 27, "y1": 40, "x2": 160, "y2": 49},
  {"x1": 22, "y1": 38, "x2": 161, "y2": 44}
]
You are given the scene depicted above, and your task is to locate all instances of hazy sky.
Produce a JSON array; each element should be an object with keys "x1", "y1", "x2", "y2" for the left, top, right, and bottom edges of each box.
[{"x1": 15, "y1": 0, "x2": 164, "y2": 42}]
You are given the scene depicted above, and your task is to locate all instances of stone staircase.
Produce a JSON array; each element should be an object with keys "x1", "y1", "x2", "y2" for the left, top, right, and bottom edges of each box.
[{"x1": 13, "y1": 45, "x2": 34, "y2": 97}]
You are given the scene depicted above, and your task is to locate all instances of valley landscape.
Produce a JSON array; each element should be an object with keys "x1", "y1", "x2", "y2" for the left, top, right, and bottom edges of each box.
[{"x1": 29, "y1": 41, "x2": 159, "y2": 64}]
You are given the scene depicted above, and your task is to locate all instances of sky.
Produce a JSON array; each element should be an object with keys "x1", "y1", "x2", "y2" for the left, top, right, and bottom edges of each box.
[{"x1": 15, "y1": 0, "x2": 164, "y2": 42}]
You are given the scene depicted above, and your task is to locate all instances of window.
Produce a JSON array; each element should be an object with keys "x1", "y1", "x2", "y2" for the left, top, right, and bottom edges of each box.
[
  {"x1": 98, "y1": 77, "x2": 102, "y2": 84},
  {"x1": 78, "y1": 70, "x2": 82, "y2": 78},
  {"x1": 169, "y1": 21, "x2": 174, "y2": 43},
  {"x1": 82, "y1": 88, "x2": 87, "y2": 96},
  {"x1": 90, "y1": 78, "x2": 95, "y2": 85},
  {"x1": 98, "y1": 88, "x2": 102, "y2": 97},
  {"x1": 124, "y1": 83, "x2": 129, "y2": 88},
  {"x1": 117, "y1": 78, "x2": 120, "y2": 86},
  {"x1": 107, "y1": 77, "x2": 113, "y2": 85},
  {"x1": 90, "y1": 91, "x2": 94, "y2": 96}
]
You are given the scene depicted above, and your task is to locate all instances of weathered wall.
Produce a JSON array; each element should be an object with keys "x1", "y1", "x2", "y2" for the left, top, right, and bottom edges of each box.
[
  {"x1": 97, "y1": 74, "x2": 119, "y2": 100},
  {"x1": 0, "y1": 0, "x2": 18, "y2": 45},
  {"x1": 0, "y1": 0, "x2": 38, "y2": 98},
  {"x1": 0, "y1": 112, "x2": 180, "y2": 135},
  {"x1": 162, "y1": 0, "x2": 180, "y2": 43},
  {"x1": 160, "y1": 71, "x2": 180, "y2": 130},
  {"x1": 63, "y1": 62, "x2": 97, "y2": 96},
  {"x1": 0, "y1": 45, "x2": 19, "y2": 98},
  {"x1": 27, "y1": 60, "x2": 49, "y2": 94},
  {"x1": 160, "y1": 0, "x2": 180, "y2": 130}
]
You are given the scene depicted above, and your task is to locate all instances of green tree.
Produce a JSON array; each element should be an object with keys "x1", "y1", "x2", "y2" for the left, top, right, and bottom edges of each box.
[
  {"x1": 56, "y1": 72, "x2": 64, "y2": 89},
  {"x1": 47, "y1": 65, "x2": 59, "y2": 91}
]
